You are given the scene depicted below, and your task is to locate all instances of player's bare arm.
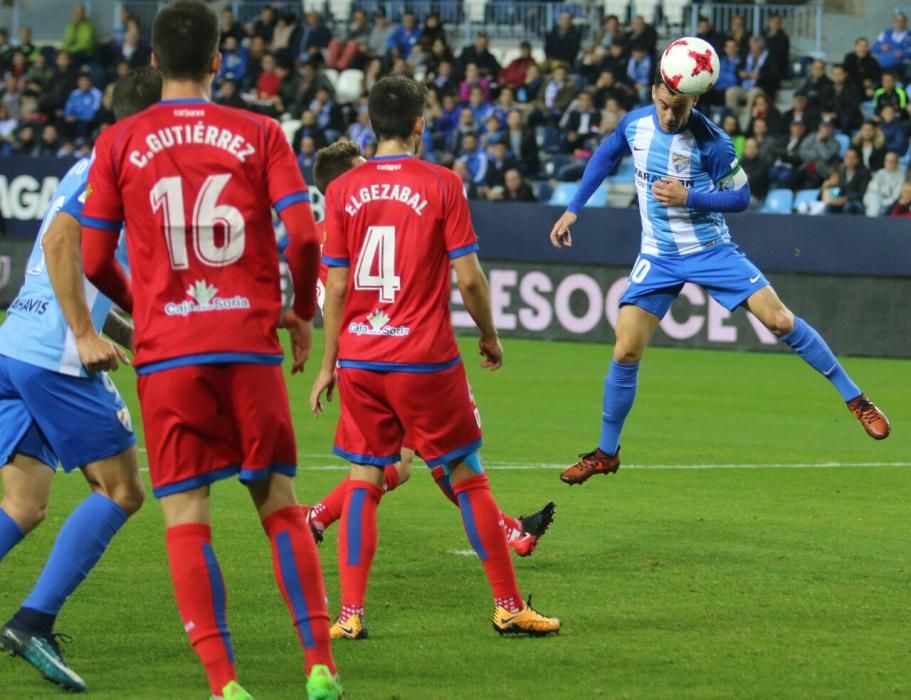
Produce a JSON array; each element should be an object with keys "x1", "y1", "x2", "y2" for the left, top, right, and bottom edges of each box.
[
  {"x1": 549, "y1": 211, "x2": 577, "y2": 248},
  {"x1": 310, "y1": 266, "x2": 348, "y2": 415},
  {"x1": 279, "y1": 201, "x2": 322, "y2": 374},
  {"x1": 452, "y1": 253, "x2": 503, "y2": 370},
  {"x1": 44, "y1": 211, "x2": 128, "y2": 372}
]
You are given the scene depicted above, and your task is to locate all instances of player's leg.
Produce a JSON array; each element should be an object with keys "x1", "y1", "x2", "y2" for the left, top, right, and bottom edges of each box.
[
  {"x1": 232, "y1": 363, "x2": 340, "y2": 698},
  {"x1": 0, "y1": 454, "x2": 53, "y2": 556},
  {"x1": 745, "y1": 285, "x2": 890, "y2": 438}
]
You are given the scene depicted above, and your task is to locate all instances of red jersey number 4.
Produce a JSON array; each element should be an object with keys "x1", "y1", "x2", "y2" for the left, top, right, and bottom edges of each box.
[{"x1": 354, "y1": 225, "x2": 401, "y2": 303}]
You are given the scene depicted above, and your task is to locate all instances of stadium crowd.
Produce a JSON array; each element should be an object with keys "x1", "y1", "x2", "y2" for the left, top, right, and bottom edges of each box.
[{"x1": 2, "y1": 3, "x2": 911, "y2": 217}]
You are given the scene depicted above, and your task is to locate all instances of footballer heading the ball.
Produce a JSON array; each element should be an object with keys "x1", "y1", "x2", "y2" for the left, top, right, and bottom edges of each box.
[{"x1": 659, "y1": 36, "x2": 720, "y2": 96}]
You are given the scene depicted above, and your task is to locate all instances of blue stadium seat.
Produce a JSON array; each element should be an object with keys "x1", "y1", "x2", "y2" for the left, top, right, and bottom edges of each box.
[
  {"x1": 835, "y1": 133, "x2": 851, "y2": 157},
  {"x1": 548, "y1": 183, "x2": 578, "y2": 206},
  {"x1": 547, "y1": 183, "x2": 608, "y2": 207},
  {"x1": 793, "y1": 189, "x2": 820, "y2": 212},
  {"x1": 606, "y1": 157, "x2": 635, "y2": 184},
  {"x1": 860, "y1": 101, "x2": 875, "y2": 120},
  {"x1": 901, "y1": 145, "x2": 911, "y2": 167},
  {"x1": 532, "y1": 182, "x2": 553, "y2": 202},
  {"x1": 760, "y1": 188, "x2": 794, "y2": 215}
]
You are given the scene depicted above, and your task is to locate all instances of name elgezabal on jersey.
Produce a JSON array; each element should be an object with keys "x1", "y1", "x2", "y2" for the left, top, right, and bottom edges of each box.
[{"x1": 343, "y1": 183, "x2": 429, "y2": 217}]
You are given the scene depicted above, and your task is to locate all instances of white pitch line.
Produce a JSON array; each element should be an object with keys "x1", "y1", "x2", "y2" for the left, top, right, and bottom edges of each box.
[{"x1": 136, "y1": 461, "x2": 911, "y2": 474}]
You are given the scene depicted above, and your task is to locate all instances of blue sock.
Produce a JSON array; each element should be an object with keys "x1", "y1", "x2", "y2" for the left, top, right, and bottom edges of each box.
[
  {"x1": 781, "y1": 318, "x2": 861, "y2": 402},
  {"x1": 599, "y1": 360, "x2": 640, "y2": 455},
  {"x1": 22, "y1": 493, "x2": 128, "y2": 616},
  {"x1": 0, "y1": 507, "x2": 25, "y2": 562}
]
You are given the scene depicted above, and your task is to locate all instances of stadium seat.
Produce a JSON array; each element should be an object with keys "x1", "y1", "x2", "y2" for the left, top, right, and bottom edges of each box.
[
  {"x1": 532, "y1": 181, "x2": 553, "y2": 202},
  {"x1": 606, "y1": 157, "x2": 635, "y2": 184},
  {"x1": 793, "y1": 189, "x2": 820, "y2": 212},
  {"x1": 335, "y1": 69, "x2": 364, "y2": 104},
  {"x1": 760, "y1": 188, "x2": 794, "y2": 215},
  {"x1": 500, "y1": 48, "x2": 521, "y2": 67},
  {"x1": 588, "y1": 183, "x2": 609, "y2": 207},
  {"x1": 548, "y1": 183, "x2": 608, "y2": 208},
  {"x1": 323, "y1": 68, "x2": 339, "y2": 86},
  {"x1": 860, "y1": 100, "x2": 875, "y2": 120},
  {"x1": 901, "y1": 145, "x2": 911, "y2": 167},
  {"x1": 835, "y1": 133, "x2": 850, "y2": 157},
  {"x1": 280, "y1": 119, "x2": 301, "y2": 145}
]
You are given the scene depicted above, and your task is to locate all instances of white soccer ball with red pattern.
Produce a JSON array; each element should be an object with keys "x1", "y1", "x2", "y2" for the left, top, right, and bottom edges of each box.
[{"x1": 659, "y1": 37, "x2": 720, "y2": 96}]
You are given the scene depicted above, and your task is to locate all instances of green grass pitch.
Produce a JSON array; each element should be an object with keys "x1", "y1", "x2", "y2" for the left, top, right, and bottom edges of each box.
[{"x1": 1, "y1": 329, "x2": 909, "y2": 699}]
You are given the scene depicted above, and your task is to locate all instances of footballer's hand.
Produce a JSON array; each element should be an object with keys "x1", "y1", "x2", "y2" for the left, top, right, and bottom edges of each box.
[
  {"x1": 549, "y1": 211, "x2": 577, "y2": 248},
  {"x1": 310, "y1": 368, "x2": 337, "y2": 416},
  {"x1": 653, "y1": 178, "x2": 689, "y2": 207},
  {"x1": 279, "y1": 309, "x2": 312, "y2": 374},
  {"x1": 479, "y1": 335, "x2": 503, "y2": 370},
  {"x1": 76, "y1": 331, "x2": 129, "y2": 373}
]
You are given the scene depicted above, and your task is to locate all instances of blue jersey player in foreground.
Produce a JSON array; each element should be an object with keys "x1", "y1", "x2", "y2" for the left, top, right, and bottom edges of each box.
[
  {"x1": 0, "y1": 68, "x2": 162, "y2": 692},
  {"x1": 549, "y1": 73, "x2": 891, "y2": 485}
]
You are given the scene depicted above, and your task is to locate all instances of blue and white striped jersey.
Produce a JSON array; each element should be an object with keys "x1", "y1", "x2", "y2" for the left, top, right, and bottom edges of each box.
[
  {"x1": 568, "y1": 105, "x2": 747, "y2": 256},
  {"x1": 0, "y1": 157, "x2": 128, "y2": 377}
]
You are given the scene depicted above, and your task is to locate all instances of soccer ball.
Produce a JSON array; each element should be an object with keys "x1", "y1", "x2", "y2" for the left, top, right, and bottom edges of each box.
[{"x1": 659, "y1": 37, "x2": 720, "y2": 96}]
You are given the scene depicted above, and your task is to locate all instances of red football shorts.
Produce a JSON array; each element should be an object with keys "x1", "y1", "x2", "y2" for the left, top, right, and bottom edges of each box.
[
  {"x1": 333, "y1": 362, "x2": 482, "y2": 468},
  {"x1": 138, "y1": 363, "x2": 297, "y2": 497}
]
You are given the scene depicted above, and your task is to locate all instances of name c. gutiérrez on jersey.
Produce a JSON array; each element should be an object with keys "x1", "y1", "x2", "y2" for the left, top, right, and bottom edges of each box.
[{"x1": 128, "y1": 110, "x2": 256, "y2": 169}]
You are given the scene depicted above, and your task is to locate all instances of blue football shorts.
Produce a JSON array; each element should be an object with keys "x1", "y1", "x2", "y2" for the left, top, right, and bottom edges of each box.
[
  {"x1": 620, "y1": 242, "x2": 769, "y2": 319},
  {"x1": 0, "y1": 354, "x2": 136, "y2": 472}
]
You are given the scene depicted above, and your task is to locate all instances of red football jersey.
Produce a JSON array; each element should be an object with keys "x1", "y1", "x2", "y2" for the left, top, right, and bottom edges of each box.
[
  {"x1": 322, "y1": 154, "x2": 478, "y2": 368},
  {"x1": 82, "y1": 99, "x2": 312, "y2": 371}
]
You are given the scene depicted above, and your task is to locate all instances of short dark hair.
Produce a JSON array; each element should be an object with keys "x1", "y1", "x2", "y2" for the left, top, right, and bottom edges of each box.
[
  {"x1": 314, "y1": 139, "x2": 362, "y2": 193},
  {"x1": 367, "y1": 77, "x2": 427, "y2": 143},
  {"x1": 152, "y1": 0, "x2": 219, "y2": 82},
  {"x1": 112, "y1": 67, "x2": 163, "y2": 120}
]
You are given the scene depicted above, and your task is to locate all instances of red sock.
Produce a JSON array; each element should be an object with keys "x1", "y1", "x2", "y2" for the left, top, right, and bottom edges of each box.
[
  {"x1": 262, "y1": 506, "x2": 336, "y2": 675},
  {"x1": 382, "y1": 465, "x2": 400, "y2": 493},
  {"x1": 310, "y1": 478, "x2": 348, "y2": 532},
  {"x1": 452, "y1": 474, "x2": 522, "y2": 611},
  {"x1": 165, "y1": 523, "x2": 236, "y2": 695},
  {"x1": 337, "y1": 480, "x2": 383, "y2": 612},
  {"x1": 430, "y1": 465, "x2": 459, "y2": 506}
]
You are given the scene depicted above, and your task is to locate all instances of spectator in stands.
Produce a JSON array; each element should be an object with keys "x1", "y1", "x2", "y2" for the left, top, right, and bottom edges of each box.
[
  {"x1": 327, "y1": 8, "x2": 369, "y2": 70},
  {"x1": 219, "y1": 8, "x2": 245, "y2": 49},
  {"x1": 390, "y1": 56, "x2": 413, "y2": 78},
  {"x1": 560, "y1": 91, "x2": 600, "y2": 153},
  {"x1": 0, "y1": 29, "x2": 13, "y2": 73},
  {"x1": 256, "y1": 52, "x2": 281, "y2": 100},
  {"x1": 886, "y1": 179, "x2": 911, "y2": 216},
  {"x1": 740, "y1": 137, "x2": 770, "y2": 205},
  {"x1": 873, "y1": 72, "x2": 908, "y2": 117},
  {"x1": 16, "y1": 26, "x2": 38, "y2": 64},
  {"x1": 627, "y1": 46, "x2": 652, "y2": 105},
  {"x1": 797, "y1": 117, "x2": 843, "y2": 188},
  {"x1": 492, "y1": 86, "x2": 517, "y2": 125},
  {"x1": 543, "y1": 64, "x2": 576, "y2": 120},
  {"x1": 418, "y1": 13, "x2": 446, "y2": 55},
  {"x1": 367, "y1": 9, "x2": 393, "y2": 60},
  {"x1": 63, "y1": 69, "x2": 101, "y2": 139},
  {"x1": 485, "y1": 141, "x2": 518, "y2": 188},
  {"x1": 782, "y1": 94, "x2": 819, "y2": 134},
  {"x1": 877, "y1": 105, "x2": 909, "y2": 157},
  {"x1": 0, "y1": 103, "x2": 16, "y2": 142},
  {"x1": 33, "y1": 123, "x2": 60, "y2": 157},
  {"x1": 456, "y1": 33, "x2": 500, "y2": 79},
  {"x1": 100, "y1": 59, "x2": 129, "y2": 116},
  {"x1": 14, "y1": 123, "x2": 36, "y2": 154},
  {"x1": 291, "y1": 60, "x2": 333, "y2": 117},
  {"x1": 545, "y1": 12, "x2": 582, "y2": 68},
  {"x1": 251, "y1": 6, "x2": 277, "y2": 44},
  {"x1": 116, "y1": 22, "x2": 150, "y2": 69},
  {"x1": 298, "y1": 11, "x2": 332, "y2": 63},
  {"x1": 728, "y1": 15, "x2": 750, "y2": 59},
  {"x1": 824, "y1": 64, "x2": 863, "y2": 134},
  {"x1": 387, "y1": 11, "x2": 421, "y2": 61},
  {"x1": 310, "y1": 86, "x2": 344, "y2": 140},
  {"x1": 796, "y1": 60, "x2": 834, "y2": 114},
  {"x1": 215, "y1": 79, "x2": 246, "y2": 109},
  {"x1": 763, "y1": 13, "x2": 790, "y2": 79},
  {"x1": 460, "y1": 63, "x2": 491, "y2": 102},
  {"x1": 424, "y1": 38, "x2": 455, "y2": 79},
  {"x1": 293, "y1": 110, "x2": 326, "y2": 149},
  {"x1": 25, "y1": 53, "x2": 53, "y2": 94},
  {"x1": 505, "y1": 109, "x2": 539, "y2": 176},
  {"x1": 494, "y1": 168, "x2": 537, "y2": 202},
  {"x1": 864, "y1": 151, "x2": 904, "y2": 216},
  {"x1": 821, "y1": 146, "x2": 870, "y2": 214},
  {"x1": 770, "y1": 120, "x2": 807, "y2": 188},
  {"x1": 852, "y1": 120, "x2": 887, "y2": 171},
  {"x1": 9, "y1": 49, "x2": 27, "y2": 80},
  {"x1": 452, "y1": 159, "x2": 478, "y2": 199},
  {"x1": 722, "y1": 114, "x2": 745, "y2": 158},
  {"x1": 592, "y1": 15, "x2": 622, "y2": 52},
  {"x1": 516, "y1": 63, "x2": 543, "y2": 106},
  {"x1": 457, "y1": 132, "x2": 488, "y2": 185},
  {"x1": 602, "y1": 96, "x2": 627, "y2": 136},
  {"x1": 271, "y1": 12, "x2": 303, "y2": 63},
  {"x1": 716, "y1": 38, "x2": 744, "y2": 110},
  {"x1": 696, "y1": 16, "x2": 725, "y2": 55},
  {"x1": 479, "y1": 114, "x2": 502, "y2": 151},
  {"x1": 499, "y1": 41, "x2": 536, "y2": 90},
  {"x1": 1, "y1": 73, "x2": 22, "y2": 120},
  {"x1": 219, "y1": 35, "x2": 248, "y2": 84},
  {"x1": 843, "y1": 37, "x2": 881, "y2": 100},
  {"x1": 62, "y1": 4, "x2": 96, "y2": 62},
  {"x1": 748, "y1": 92, "x2": 782, "y2": 136},
  {"x1": 362, "y1": 56, "x2": 385, "y2": 95},
  {"x1": 243, "y1": 36, "x2": 267, "y2": 91},
  {"x1": 592, "y1": 69, "x2": 632, "y2": 111},
  {"x1": 738, "y1": 36, "x2": 780, "y2": 109},
  {"x1": 872, "y1": 12, "x2": 911, "y2": 73},
  {"x1": 627, "y1": 15, "x2": 657, "y2": 57},
  {"x1": 347, "y1": 104, "x2": 373, "y2": 150},
  {"x1": 428, "y1": 57, "x2": 457, "y2": 95},
  {"x1": 297, "y1": 134, "x2": 317, "y2": 184},
  {"x1": 38, "y1": 49, "x2": 77, "y2": 119}
]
